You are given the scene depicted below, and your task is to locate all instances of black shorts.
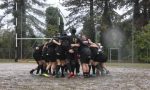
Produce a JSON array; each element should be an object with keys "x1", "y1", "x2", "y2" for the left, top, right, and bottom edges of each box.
[
  {"x1": 80, "y1": 55, "x2": 91, "y2": 64},
  {"x1": 49, "y1": 54, "x2": 57, "y2": 62},
  {"x1": 91, "y1": 54, "x2": 97, "y2": 60},
  {"x1": 95, "y1": 52, "x2": 107, "y2": 63},
  {"x1": 67, "y1": 53, "x2": 78, "y2": 64},
  {"x1": 44, "y1": 54, "x2": 50, "y2": 62},
  {"x1": 80, "y1": 47, "x2": 91, "y2": 64},
  {"x1": 56, "y1": 53, "x2": 66, "y2": 60},
  {"x1": 34, "y1": 56, "x2": 42, "y2": 61},
  {"x1": 45, "y1": 54, "x2": 56, "y2": 62},
  {"x1": 90, "y1": 48, "x2": 98, "y2": 60},
  {"x1": 41, "y1": 55, "x2": 45, "y2": 60}
]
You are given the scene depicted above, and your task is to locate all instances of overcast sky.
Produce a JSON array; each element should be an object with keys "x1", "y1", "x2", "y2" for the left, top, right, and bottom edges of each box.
[
  {"x1": 46, "y1": 0, "x2": 71, "y2": 30},
  {"x1": 46, "y1": 0, "x2": 69, "y2": 17},
  {"x1": 0, "y1": 0, "x2": 70, "y2": 30},
  {"x1": 0, "y1": 0, "x2": 126, "y2": 33}
]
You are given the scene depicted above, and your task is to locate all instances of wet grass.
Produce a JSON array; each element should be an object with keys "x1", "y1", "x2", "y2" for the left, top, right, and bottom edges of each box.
[
  {"x1": 0, "y1": 59, "x2": 35, "y2": 63},
  {"x1": 107, "y1": 63, "x2": 150, "y2": 69},
  {"x1": 0, "y1": 59, "x2": 15, "y2": 63},
  {"x1": 0, "y1": 59, "x2": 150, "y2": 69},
  {"x1": 0, "y1": 63, "x2": 150, "y2": 90}
]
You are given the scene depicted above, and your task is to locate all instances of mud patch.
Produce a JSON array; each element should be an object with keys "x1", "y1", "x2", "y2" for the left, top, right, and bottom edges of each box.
[{"x1": 0, "y1": 63, "x2": 150, "y2": 90}]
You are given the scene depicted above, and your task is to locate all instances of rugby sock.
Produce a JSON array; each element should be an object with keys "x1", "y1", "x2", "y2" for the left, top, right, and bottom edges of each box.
[
  {"x1": 76, "y1": 63, "x2": 80, "y2": 74},
  {"x1": 36, "y1": 65, "x2": 41, "y2": 74},
  {"x1": 71, "y1": 64, "x2": 75, "y2": 73},
  {"x1": 88, "y1": 72, "x2": 90, "y2": 77},
  {"x1": 95, "y1": 64, "x2": 101, "y2": 70},
  {"x1": 49, "y1": 67, "x2": 51, "y2": 74},
  {"x1": 41, "y1": 65, "x2": 44, "y2": 74},
  {"x1": 67, "y1": 63, "x2": 71, "y2": 72},
  {"x1": 64, "y1": 64, "x2": 68, "y2": 72},
  {"x1": 43, "y1": 66, "x2": 47, "y2": 74},
  {"x1": 92, "y1": 65, "x2": 96, "y2": 74},
  {"x1": 61, "y1": 65, "x2": 65, "y2": 76},
  {"x1": 83, "y1": 72, "x2": 86, "y2": 77},
  {"x1": 56, "y1": 65, "x2": 61, "y2": 75},
  {"x1": 86, "y1": 72, "x2": 90, "y2": 77},
  {"x1": 89, "y1": 65, "x2": 92, "y2": 74},
  {"x1": 84, "y1": 72, "x2": 89, "y2": 78},
  {"x1": 52, "y1": 71, "x2": 56, "y2": 76}
]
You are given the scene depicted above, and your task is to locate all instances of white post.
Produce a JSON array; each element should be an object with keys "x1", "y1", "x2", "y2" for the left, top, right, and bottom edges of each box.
[
  {"x1": 21, "y1": 7, "x2": 23, "y2": 60},
  {"x1": 110, "y1": 48, "x2": 111, "y2": 63},
  {"x1": 58, "y1": 17, "x2": 60, "y2": 26},
  {"x1": 147, "y1": 48, "x2": 148, "y2": 63},
  {"x1": 118, "y1": 48, "x2": 119, "y2": 63},
  {"x1": 15, "y1": 33, "x2": 18, "y2": 62},
  {"x1": 15, "y1": 18, "x2": 17, "y2": 26},
  {"x1": 16, "y1": 2, "x2": 17, "y2": 10},
  {"x1": 132, "y1": 25, "x2": 134, "y2": 63},
  {"x1": 15, "y1": 1, "x2": 18, "y2": 62},
  {"x1": 16, "y1": 33, "x2": 17, "y2": 47},
  {"x1": 131, "y1": 15, "x2": 134, "y2": 63},
  {"x1": 108, "y1": 48, "x2": 109, "y2": 63},
  {"x1": 17, "y1": 38, "x2": 52, "y2": 40}
]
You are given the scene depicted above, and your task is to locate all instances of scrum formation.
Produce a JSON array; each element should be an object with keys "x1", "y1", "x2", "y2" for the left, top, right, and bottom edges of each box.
[{"x1": 30, "y1": 29, "x2": 109, "y2": 78}]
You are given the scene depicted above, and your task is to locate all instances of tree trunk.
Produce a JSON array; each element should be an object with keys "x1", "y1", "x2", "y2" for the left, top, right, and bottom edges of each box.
[
  {"x1": 102, "y1": 0, "x2": 111, "y2": 27},
  {"x1": 14, "y1": 0, "x2": 26, "y2": 61},
  {"x1": 89, "y1": 0, "x2": 95, "y2": 42},
  {"x1": 101, "y1": 0, "x2": 111, "y2": 47},
  {"x1": 133, "y1": 0, "x2": 140, "y2": 28},
  {"x1": 142, "y1": 0, "x2": 148, "y2": 26}
]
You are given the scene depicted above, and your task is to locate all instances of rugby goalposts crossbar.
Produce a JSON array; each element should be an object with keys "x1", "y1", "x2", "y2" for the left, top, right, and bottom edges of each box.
[
  {"x1": 14, "y1": 1, "x2": 71, "y2": 62},
  {"x1": 15, "y1": 33, "x2": 52, "y2": 47},
  {"x1": 15, "y1": 33, "x2": 52, "y2": 61}
]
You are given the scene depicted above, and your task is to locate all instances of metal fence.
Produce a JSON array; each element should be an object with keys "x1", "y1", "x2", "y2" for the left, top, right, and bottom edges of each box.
[
  {"x1": 0, "y1": 47, "x2": 150, "y2": 63},
  {"x1": 0, "y1": 48, "x2": 33, "y2": 61}
]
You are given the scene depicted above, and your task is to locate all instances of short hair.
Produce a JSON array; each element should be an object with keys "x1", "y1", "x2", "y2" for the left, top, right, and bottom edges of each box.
[
  {"x1": 71, "y1": 28, "x2": 76, "y2": 34},
  {"x1": 62, "y1": 31, "x2": 67, "y2": 36}
]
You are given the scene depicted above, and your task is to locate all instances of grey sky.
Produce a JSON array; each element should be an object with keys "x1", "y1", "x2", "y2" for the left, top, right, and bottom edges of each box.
[{"x1": 0, "y1": 0, "x2": 126, "y2": 32}]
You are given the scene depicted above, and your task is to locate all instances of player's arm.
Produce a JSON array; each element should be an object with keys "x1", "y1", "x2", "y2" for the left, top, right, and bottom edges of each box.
[
  {"x1": 71, "y1": 43, "x2": 80, "y2": 47},
  {"x1": 52, "y1": 39, "x2": 61, "y2": 45},
  {"x1": 90, "y1": 43, "x2": 98, "y2": 48},
  {"x1": 71, "y1": 38, "x2": 80, "y2": 47},
  {"x1": 42, "y1": 42, "x2": 48, "y2": 51}
]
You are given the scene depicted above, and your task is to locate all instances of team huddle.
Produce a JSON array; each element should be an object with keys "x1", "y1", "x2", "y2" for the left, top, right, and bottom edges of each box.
[{"x1": 30, "y1": 29, "x2": 110, "y2": 78}]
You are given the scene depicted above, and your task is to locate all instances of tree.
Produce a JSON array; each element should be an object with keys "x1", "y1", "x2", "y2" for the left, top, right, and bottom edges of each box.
[
  {"x1": 89, "y1": 0, "x2": 95, "y2": 42},
  {"x1": 117, "y1": 0, "x2": 150, "y2": 29},
  {"x1": 0, "y1": 0, "x2": 47, "y2": 35},
  {"x1": 0, "y1": 0, "x2": 48, "y2": 60},
  {"x1": 0, "y1": 30, "x2": 15, "y2": 59},
  {"x1": 45, "y1": 6, "x2": 64, "y2": 37},
  {"x1": 62, "y1": 0, "x2": 122, "y2": 42},
  {"x1": 134, "y1": 22, "x2": 150, "y2": 63}
]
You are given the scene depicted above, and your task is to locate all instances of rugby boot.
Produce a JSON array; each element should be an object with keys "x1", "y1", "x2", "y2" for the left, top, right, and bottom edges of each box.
[
  {"x1": 30, "y1": 69, "x2": 35, "y2": 74},
  {"x1": 68, "y1": 72, "x2": 74, "y2": 78}
]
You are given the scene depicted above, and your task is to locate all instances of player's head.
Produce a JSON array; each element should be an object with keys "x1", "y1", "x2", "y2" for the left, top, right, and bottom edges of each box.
[
  {"x1": 56, "y1": 33, "x2": 61, "y2": 37},
  {"x1": 62, "y1": 31, "x2": 67, "y2": 36},
  {"x1": 71, "y1": 28, "x2": 76, "y2": 35},
  {"x1": 81, "y1": 35, "x2": 87, "y2": 40}
]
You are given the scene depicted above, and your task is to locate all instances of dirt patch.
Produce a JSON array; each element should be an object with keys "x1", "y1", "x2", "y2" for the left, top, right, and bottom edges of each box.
[{"x1": 0, "y1": 63, "x2": 150, "y2": 90}]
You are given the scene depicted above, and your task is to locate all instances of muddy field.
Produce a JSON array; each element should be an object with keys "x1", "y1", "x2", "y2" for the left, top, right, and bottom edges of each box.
[{"x1": 0, "y1": 63, "x2": 150, "y2": 90}]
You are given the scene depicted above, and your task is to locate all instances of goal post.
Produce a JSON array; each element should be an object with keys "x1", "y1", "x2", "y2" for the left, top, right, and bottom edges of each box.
[
  {"x1": 15, "y1": 33, "x2": 52, "y2": 62},
  {"x1": 109, "y1": 48, "x2": 120, "y2": 63}
]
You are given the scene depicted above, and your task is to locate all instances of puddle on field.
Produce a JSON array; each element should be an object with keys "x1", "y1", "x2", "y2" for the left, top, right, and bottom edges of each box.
[{"x1": 0, "y1": 63, "x2": 150, "y2": 90}]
